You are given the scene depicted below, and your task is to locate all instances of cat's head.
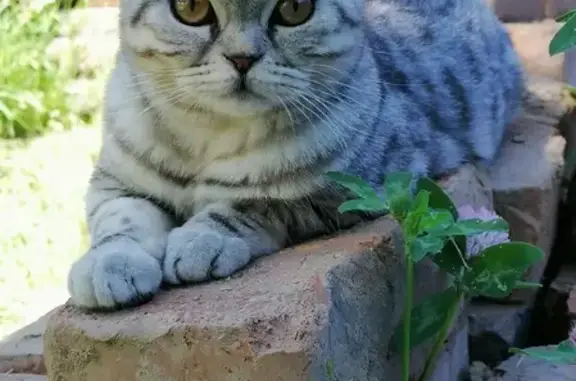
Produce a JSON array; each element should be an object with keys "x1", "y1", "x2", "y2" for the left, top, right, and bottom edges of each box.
[{"x1": 119, "y1": 0, "x2": 366, "y2": 117}]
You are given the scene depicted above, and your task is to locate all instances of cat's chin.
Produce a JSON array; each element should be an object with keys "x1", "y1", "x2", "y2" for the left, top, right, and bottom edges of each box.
[{"x1": 198, "y1": 92, "x2": 280, "y2": 117}]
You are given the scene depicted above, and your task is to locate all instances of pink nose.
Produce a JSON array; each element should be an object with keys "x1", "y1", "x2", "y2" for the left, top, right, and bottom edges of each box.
[{"x1": 224, "y1": 54, "x2": 262, "y2": 73}]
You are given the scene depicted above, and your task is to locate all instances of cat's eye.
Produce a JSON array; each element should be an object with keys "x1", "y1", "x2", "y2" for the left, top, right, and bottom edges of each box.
[
  {"x1": 171, "y1": 0, "x2": 216, "y2": 26},
  {"x1": 271, "y1": 0, "x2": 315, "y2": 27}
]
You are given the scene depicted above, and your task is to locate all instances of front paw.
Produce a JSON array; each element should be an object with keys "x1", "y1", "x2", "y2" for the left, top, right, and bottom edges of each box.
[
  {"x1": 67, "y1": 239, "x2": 163, "y2": 310},
  {"x1": 163, "y1": 226, "x2": 251, "y2": 285}
]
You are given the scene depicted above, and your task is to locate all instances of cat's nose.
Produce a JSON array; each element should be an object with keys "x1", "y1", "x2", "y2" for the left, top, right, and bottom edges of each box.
[{"x1": 224, "y1": 54, "x2": 262, "y2": 74}]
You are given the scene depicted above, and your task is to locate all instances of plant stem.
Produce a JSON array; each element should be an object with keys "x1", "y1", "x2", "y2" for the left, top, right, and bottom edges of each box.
[
  {"x1": 417, "y1": 290, "x2": 463, "y2": 381},
  {"x1": 402, "y1": 244, "x2": 414, "y2": 381},
  {"x1": 449, "y1": 236, "x2": 470, "y2": 270}
]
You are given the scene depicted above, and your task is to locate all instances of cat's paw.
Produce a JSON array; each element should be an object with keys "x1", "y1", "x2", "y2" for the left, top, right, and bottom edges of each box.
[
  {"x1": 67, "y1": 239, "x2": 163, "y2": 310},
  {"x1": 163, "y1": 226, "x2": 251, "y2": 285}
]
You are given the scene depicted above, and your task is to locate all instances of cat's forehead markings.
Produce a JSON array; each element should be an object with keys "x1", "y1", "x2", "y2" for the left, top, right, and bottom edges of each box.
[
  {"x1": 211, "y1": 0, "x2": 277, "y2": 14},
  {"x1": 209, "y1": 0, "x2": 281, "y2": 25}
]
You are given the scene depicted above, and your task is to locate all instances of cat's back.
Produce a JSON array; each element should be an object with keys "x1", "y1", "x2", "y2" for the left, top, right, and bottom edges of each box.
[{"x1": 359, "y1": 0, "x2": 523, "y2": 169}]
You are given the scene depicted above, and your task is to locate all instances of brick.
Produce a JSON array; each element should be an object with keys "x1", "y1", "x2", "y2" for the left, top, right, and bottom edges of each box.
[
  {"x1": 488, "y1": 0, "x2": 547, "y2": 21},
  {"x1": 42, "y1": 220, "x2": 441, "y2": 381},
  {"x1": 0, "y1": 375, "x2": 47, "y2": 381},
  {"x1": 505, "y1": 21, "x2": 564, "y2": 81},
  {"x1": 545, "y1": 0, "x2": 576, "y2": 18},
  {"x1": 0, "y1": 312, "x2": 51, "y2": 375},
  {"x1": 489, "y1": 76, "x2": 567, "y2": 301},
  {"x1": 43, "y1": 163, "x2": 494, "y2": 381}
]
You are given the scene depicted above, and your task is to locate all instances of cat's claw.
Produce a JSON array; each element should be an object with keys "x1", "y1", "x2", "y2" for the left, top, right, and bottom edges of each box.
[
  {"x1": 163, "y1": 226, "x2": 251, "y2": 285},
  {"x1": 67, "y1": 239, "x2": 163, "y2": 310}
]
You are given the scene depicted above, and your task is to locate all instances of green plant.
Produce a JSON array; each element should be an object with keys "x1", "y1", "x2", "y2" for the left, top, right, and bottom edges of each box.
[
  {"x1": 551, "y1": 9, "x2": 576, "y2": 98},
  {"x1": 0, "y1": 0, "x2": 88, "y2": 138},
  {"x1": 326, "y1": 171, "x2": 545, "y2": 381}
]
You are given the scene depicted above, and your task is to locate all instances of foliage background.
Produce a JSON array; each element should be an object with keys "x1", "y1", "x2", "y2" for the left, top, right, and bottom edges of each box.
[{"x1": 0, "y1": 0, "x2": 115, "y2": 338}]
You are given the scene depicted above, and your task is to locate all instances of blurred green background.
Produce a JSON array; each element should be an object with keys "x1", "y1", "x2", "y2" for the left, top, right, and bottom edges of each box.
[{"x1": 0, "y1": 0, "x2": 117, "y2": 338}]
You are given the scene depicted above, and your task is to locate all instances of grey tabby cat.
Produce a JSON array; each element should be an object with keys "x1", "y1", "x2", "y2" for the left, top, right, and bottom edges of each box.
[{"x1": 67, "y1": 0, "x2": 523, "y2": 309}]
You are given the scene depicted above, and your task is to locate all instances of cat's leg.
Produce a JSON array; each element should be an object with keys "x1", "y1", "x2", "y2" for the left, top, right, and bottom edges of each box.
[
  {"x1": 163, "y1": 198, "x2": 355, "y2": 284},
  {"x1": 68, "y1": 187, "x2": 174, "y2": 310}
]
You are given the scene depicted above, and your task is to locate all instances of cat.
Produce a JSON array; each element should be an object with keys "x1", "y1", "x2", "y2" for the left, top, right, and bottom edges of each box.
[{"x1": 67, "y1": 0, "x2": 524, "y2": 309}]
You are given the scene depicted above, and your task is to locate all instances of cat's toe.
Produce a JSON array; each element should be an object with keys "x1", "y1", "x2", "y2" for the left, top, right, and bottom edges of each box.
[
  {"x1": 163, "y1": 227, "x2": 251, "y2": 285},
  {"x1": 68, "y1": 240, "x2": 162, "y2": 310}
]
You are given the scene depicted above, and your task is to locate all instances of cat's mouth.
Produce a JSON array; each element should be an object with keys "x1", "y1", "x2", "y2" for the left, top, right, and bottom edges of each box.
[{"x1": 227, "y1": 78, "x2": 263, "y2": 100}]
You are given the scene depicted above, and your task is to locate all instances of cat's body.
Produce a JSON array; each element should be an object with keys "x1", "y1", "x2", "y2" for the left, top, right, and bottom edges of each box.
[{"x1": 68, "y1": 0, "x2": 523, "y2": 309}]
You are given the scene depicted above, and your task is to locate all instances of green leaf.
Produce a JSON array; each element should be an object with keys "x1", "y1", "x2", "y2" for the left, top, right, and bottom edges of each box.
[
  {"x1": 511, "y1": 341, "x2": 576, "y2": 364},
  {"x1": 432, "y1": 236, "x2": 468, "y2": 276},
  {"x1": 384, "y1": 172, "x2": 414, "y2": 218},
  {"x1": 463, "y1": 242, "x2": 545, "y2": 298},
  {"x1": 416, "y1": 177, "x2": 458, "y2": 219},
  {"x1": 337, "y1": 198, "x2": 387, "y2": 213},
  {"x1": 418, "y1": 210, "x2": 455, "y2": 234},
  {"x1": 325, "y1": 171, "x2": 380, "y2": 200},
  {"x1": 410, "y1": 234, "x2": 446, "y2": 262},
  {"x1": 434, "y1": 218, "x2": 509, "y2": 237},
  {"x1": 403, "y1": 190, "x2": 431, "y2": 237},
  {"x1": 550, "y1": 13, "x2": 576, "y2": 55},
  {"x1": 389, "y1": 287, "x2": 459, "y2": 353},
  {"x1": 557, "y1": 9, "x2": 576, "y2": 22}
]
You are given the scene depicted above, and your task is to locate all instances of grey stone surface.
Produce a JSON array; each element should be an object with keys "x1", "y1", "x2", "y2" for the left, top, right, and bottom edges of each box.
[
  {"x1": 429, "y1": 320, "x2": 470, "y2": 381},
  {"x1": 468, "y1": 303, "x2": 529, "y2": 345}
]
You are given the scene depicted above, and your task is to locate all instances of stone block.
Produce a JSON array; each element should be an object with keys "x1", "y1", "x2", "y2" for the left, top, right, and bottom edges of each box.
[
  {"x1": 43, "y1": 164, "x2": 493, "y2": 381},
  {"x1": 42, "y1": 219, "x2": 435, "y2": 381},
  {"x1": 468, "y1": 302, "x2": 530, "y2": 344},
  {"x1": 0, "y1": 313, "x2": 50, "y2": 375},
  {"x1": 489, "y1": 76, "x2": 567, "y2": 300},
  {"x1": 467, "y1": 302, "x2": 529, "y2": 366},
  {"x1": 505, "y1": 21, "x2": 564, "y2": 82},
  {"x1": 429, "y1": 319, "x2": 470, "y2": 381}
]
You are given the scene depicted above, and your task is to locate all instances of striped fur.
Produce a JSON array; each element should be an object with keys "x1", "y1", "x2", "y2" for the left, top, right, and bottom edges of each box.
[{"x1": 68, "y1": 0, "x2": 524, "y2": 309}]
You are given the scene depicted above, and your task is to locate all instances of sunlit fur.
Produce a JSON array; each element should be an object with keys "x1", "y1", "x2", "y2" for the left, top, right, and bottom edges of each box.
[{"x1": 67, "y1": 0, "x2": 524, "y2": 309}]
